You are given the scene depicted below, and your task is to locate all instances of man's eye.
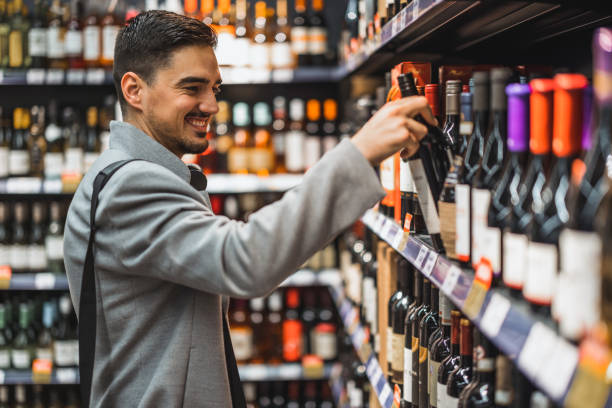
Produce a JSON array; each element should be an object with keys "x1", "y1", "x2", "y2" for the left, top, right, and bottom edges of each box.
[
  {"x1": 185, "y1": 86, "x2": 199, "y2": 93},
  {"x1": 213, "y1": 87, "x2": 221, "y2": 95}
]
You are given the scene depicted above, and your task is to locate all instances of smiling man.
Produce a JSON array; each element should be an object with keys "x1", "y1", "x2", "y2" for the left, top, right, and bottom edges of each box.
[{"x1": 64, "y1": 10, "x2": 436, "y2": 408}]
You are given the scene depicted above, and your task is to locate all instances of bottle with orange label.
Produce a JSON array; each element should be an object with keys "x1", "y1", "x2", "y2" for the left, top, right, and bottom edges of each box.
[
  {"x1": 271, "y1": 0, "x2": 294, "y2": 69},
  {"x1": 322, "y1": 99, "x2": 338, "y2": 154},
  {"x1": 250, "y1": 1, "x2": 271, "y2": 70},
  {"x1": 304, "y1": 99, "x2": 322, "y2": 170},
  {"x1": 250, "y1": 102, "x2": 274, "y2": 176},
  {"x1": 291, "y1": 0, "x2": 309, "y2": 66},
  {"x1": 183, "y1": 0, "x2": 200, "y2": 20},
  {"x1": 229, "y1": 299, "x2": 254, "y2": 365},
  {"x1": 523, "y1": 73, "x2": 588, "y2": 316},
  {"x1": 228, "y1": 102, "x2": 251, "y2": 174},
  {"x1": 100, "y1": 8, "x2": 119, "y2": 68},
  {"x1": 308, "y1": 0, "x2": 327, "y2": 66},
  {"x1": 233, "y1": 0, "x2": 250, "y2": 68},
  {"x1": 201, "y1": 0, "x2": 214, "y2": 26},
  {"x1": 213, "y1": 0, "x2": 236, "y2": 68},
  {"x1": 282, "y1": 288, "x2": 303, "y2": 363}
]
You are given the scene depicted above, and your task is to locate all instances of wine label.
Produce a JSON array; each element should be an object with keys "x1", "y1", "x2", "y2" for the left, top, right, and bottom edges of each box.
[
  {"x1": 502, "y1": 232, "x2": 527, "y2": 289},
  {"x1": 28, "y1": 28, "x2": 47, "y2": 57},
  {"x1": 84, "y1": 152, "x2": 100, "y2": 173},
  {"x1": 362, "y1": 277, "x2": 374, "y2": 326},
  {"x1": 0, "y1": 350, "x2": 9, "y2": 368},
  {"x1": 64, "y1": 30, "x2": 83, "y2": 56},
  {"x1": 227, "y1": 147, "x2": 249, "y2": 173},
  {"x1": 102, "y1": 25, "x2": 119, "y2": 61},
  {"x1": 381, "y1": 156, "x2": 395, "y2": 192},
  {"x1": 285, "y1": 130, "x2": 305, "y2": 172},
  {"x1": 557, "y1": 229, "x2": 602, "y2": 340},
  {"x1": 429, "y1": 360, "x2": 441, "y2": 406},
  {"x1": 248, "y1": 148, "x2": 274, "y2": 174},
  {"x1": 9, "y1": 151, "x2": 29, "y2": 176},
  {"x1": 64, "y1": 148, "x2": 84, "y2": 175},
  {"x1": 83, "y1": 26, "x2": 100, "y2": 61},
  {"x1": 54, "y1": 340, "x2": 74, "y2": 366},
  {"x1": 439, "y1": 201, "x2": 457, "y2": 259},
  {"x1": 471, "y1": 188, "x2": 491, "y2": 266},
  {"x1": 409, "y1": 159, "x2": 441, "y2": 234},
  {"x1": 399, "y1": 159, "x2": 414, "y2": 193},
  {"x1": 290, "y1": 26, "x2": 308, "y2": 55},
  {"x1": 455, "y1": 184, "x2": 470, "y2": 261},
  {"x1": 523, "y1": 241, "x2": 557, "y2": 305},
  {"x1": 437, "y1": 382, "x2": 447, "y2": 408},
  {"x1": 9, "y1": 31, "x2": 23, "y2": 67},
  {"x1": 271, "y1": 41, "x2": 293, "y2": 69},
  {"x1": 216, "y1": 31, "x2": 235, "y2": 66},
  {"x1": 0, "y1": 147, "x2": 8, "y2": 178},
  {"x1": 447, "y1": 395, "x2": 459, "y2": 408},
  {"x1": 313, "y1": 330, "x2": 336, "y2": 360},
  {"x1": 230, "y1": 327, "x2": 253, "y2": 361},
  {"x1": 303, "y1": 136, "x2": 321, "y2": 169},
  {"x1": 45, "y1": 235, "x2": 64, "y2": 261},
  {"x1": 10, "y1": 244, "x2": 28, "y2": 269},
  {"x1": 403, "y1": 346, "x2": 412, "y2": 403},
  {"x1": 482, "y1": 226, "x2": 501, "y2": 276},
  {"x1": 47, "y1": 26, "x2": 65, "y2": 59},
  {"x1": 232, "y1": 38, "x2": 251, "y2": 67},
  {"x1": 308, "y1": 27, "x2": 327, "y2": 55},
  {"x1": 11, "y1": 349, "x2": 30, "y2": 369},
  {"x1": 249, "y1": 43, "x2": 270, "y2": 69},
  {"x1": 28, "y1": 245, "x2": 48, "y2": 270},
  {"x1": 391, "y1": 333, "x2": 405, "y2": 382}
]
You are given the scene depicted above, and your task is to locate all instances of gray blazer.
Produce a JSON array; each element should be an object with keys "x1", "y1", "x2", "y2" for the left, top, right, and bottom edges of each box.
[{"x1": 64, "y1": 120, "x2": 385, "y2": 407}]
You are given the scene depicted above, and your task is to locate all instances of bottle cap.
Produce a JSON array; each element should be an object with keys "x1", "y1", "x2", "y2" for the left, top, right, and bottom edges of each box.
[
  {"x1": 232, "y1": 102, "x2": 250, "y2": 127},
  {"x1": 582, "y1": 85, "x2": 594, "y2": 152},
  {"x1": 594, "y1": 27, "x2": 612, "y2": 103},
  {"x1": 253, "y1": 102, "x2": 271, "y2": 126},
  {"x1": 552, "y1": 73, "x2": 587, "y2": 158},
  {"x1": 285, "y1": 288, "x2": 300, "y2": 308},
  {"x1": 289, "y1": 98, "x2": 304, "y2": 121},
  {"x1": 397, "y1": 72, "x2": 418, "y2": 98},
  {"x1": 491, "y1": 68, "x2": 513, "y2": 111},
  {"x1": 323, "y1": 99, "x2": 337, "y2": 121},
  {"x1": 506, "y1": 83, "x2": 531, "y2": 153},
  {"x1": 472, "y1": 71, "x2": 489, "y2": 112},
  {"x1": 529, "y1": 78, "x2": 555, "y2": 155},
  {"x1": 306, "y1": 99, "x2": 321, "y2": 121}
]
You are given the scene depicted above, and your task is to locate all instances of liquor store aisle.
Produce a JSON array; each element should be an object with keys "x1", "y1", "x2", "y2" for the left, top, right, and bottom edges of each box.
[{"x1": 1, "y1": 0, "x2": 612, "y2": 407}]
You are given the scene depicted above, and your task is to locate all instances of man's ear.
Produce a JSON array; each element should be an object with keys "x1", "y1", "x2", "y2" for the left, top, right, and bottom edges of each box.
[{"x1": 121, "y1": 72, "x2": 146, "y2": 113}]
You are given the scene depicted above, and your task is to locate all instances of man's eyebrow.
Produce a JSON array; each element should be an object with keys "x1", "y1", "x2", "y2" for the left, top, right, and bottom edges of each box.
[{"x1": 175, "y1": 77, "x2": 223, "y2": 87}]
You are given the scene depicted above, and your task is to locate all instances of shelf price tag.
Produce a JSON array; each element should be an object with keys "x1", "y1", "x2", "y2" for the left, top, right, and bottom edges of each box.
[
  {"x1": 381, "y1": 221, "x2": 395, "y2": 241},
  {"x1": 415, "y1": 246, "x2": 428, "y2": 269},
  {"x1": 56, "y1": 368, "x2": 77, "y2": 384},
  {"x1": 537, "y1": 337, "x2": 579, "y2": 400},
  {"x1": 86, "y1": 68, "x2": 105, "y2": 85},
  {"x1": 46, "y1": 69, "x2": 64, "y2": 84},
  {"x1": 272, "y1": 69, "x2": 293, "y2": 83},
  {"x1": 35, "y1": 273, "x2": 56, "y2": 290},
  {"x1": 0, "y1": 266, "x2": 11, "y2": 290},
  {"x1": 441, "y1": 265, "x2": 461, "y2": 295},
  {"x1": 422, "y1": 252, "x2": 438, "y2": 277},
  {"x1": 517, "y1": 322, "x2": 557, "y2": 382},
  {"x1": 480, "y1": 293, "x2": 511, "y2": 338},
  {"x1": 391, "y1": 230, "x2": 407, "y2": 250},
  {"x1": 32, "y1": 359, "x2": 52, "y2": 384},
  {"x1": 26, "y1": 69, "x2": 45, "y2": 84},
  {"x1": 278, "y1": 363, "x2": 302, "y2": 379},
  {"x1": 379, "y1": 384, "x2": 392, "y2": 405},
  {"x1": 66, "y1": 69, "x2": 85, "y2": 84}
]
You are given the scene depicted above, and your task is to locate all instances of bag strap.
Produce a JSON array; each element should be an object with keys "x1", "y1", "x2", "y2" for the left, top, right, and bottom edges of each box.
[{"x1": 79, "y1": 159, "x2": 141, "y2": 408}]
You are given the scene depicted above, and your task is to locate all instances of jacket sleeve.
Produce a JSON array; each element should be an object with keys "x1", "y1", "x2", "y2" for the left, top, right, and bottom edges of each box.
[{"x1": 95, "y1": 139, "x2": 385, "y2": 298}]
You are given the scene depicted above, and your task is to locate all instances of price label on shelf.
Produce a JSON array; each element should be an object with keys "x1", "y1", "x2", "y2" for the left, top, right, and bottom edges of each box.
[
  {"x1": 32, "y1": 359, "x2": 52, "y2": 384},
  {"x1": 0, "y1": 370, "x2": 5, "y2": 384},
  {"x1": 26, "y1": 69, "x2": 45, "y2": 84},
  {"x1": 422, "y1": 252, "x2": 438, "y2": 277},
  {"x1": 35, "y1": 273, "x2": 56, "y2": 290},
  {"x1": 391, "y1": 230, "x2": 407, "y2": 250},
  {"x1": 517, "y1": 322, "x2": 557, "y2": 381},
  {"x1": 46, "y1": 69, "x2": 64, "y2": 84},
  {"x1": 272, "y1": 69, "x2": 293, "y2": 83},
  {"x1": 370, "y1": 364, "x2": 382, "y2": 385},
  {"x1": 86, "y1": 68, "x2": 106, "y2": 85},
  {"x1": 66, "y1": 69, "x2": 85, "y2": 84},
  {"x1": 379, "y1": 384, "x2": 392, "y2": 404},
  {"x1": 480, "y1": 293, "x2": 511, "y2": 338},
  {"x1": 240, "y1": 365, "x2": 267, "y2": 381},
  {"x1": 441, "y1": 265, "x2": 461, "y2": 295},
  {"x1": 415, "y1": 246, "x2": 428, "y2": 269},
  {"x1": 278, "y1": 364, "x2": 302, "y2": 379},
  {"x1": 537, "y1": 337, "x2": 579, "y2": 400},
  {"x1": 56, "y1": 368, "x2": 77, "y2": 384},
  {"x1": 375, "y1": 215, "x2": 386, "y2": 233},
  {"x1": 381, "y1": 221, "x2": 396, "y2": 241}
]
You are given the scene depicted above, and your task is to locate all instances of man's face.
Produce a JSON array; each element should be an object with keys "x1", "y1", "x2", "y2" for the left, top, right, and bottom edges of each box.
[{"x1": 139, "y1": 45, "x2": 221, "y2": 157}]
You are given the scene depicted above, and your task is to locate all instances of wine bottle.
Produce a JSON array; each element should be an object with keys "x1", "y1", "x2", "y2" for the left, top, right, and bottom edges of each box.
[
  {"x1": 557, "y1": 28, "x2": 612, "y2": 341},
  {"x1": 36, "y1": 300, "x2": 54, "y2": 362},
  {"x1": 0, "y1": 108, "x2": 9, "y2": 180},
  {"x1": 439, "y1": 80, "x2": 464, "y2": 259},
  {"x1": 446, "y1": 318, "x2": 473, "y2": 407},
  {"x1": 480, "y1": 83, "x2": 530, "y2": 289},
  {"x1": 53, "y1": 295, "x2": 76, "y2": 367},
  {"x1": 286, "y1": 99, "x2": 306, "y2": 173},
  {"x1": 419, "y1": 283, "x2": 439, "y2": 408},
  {"x1": 308, "y1": 0, "x2": 328, "y2": 66},
  {"x1": 0, "y1": 305, "x2": 9, "y2": 369},
  {"x1": 411, "y1": 278, "x2": 431, "y2": 406},
  {"x1": 65, "y1": 0, "x2": 84, "y2": 69},
  {"x1": 28, "y1": 202, "x2": 47, "y2": 272},
  {"x1": 523, "y1": 73, "x2": 587, "y2": 315},
  {"x1": 437, "y1": 310, "x2": 461, "y2": 408},
  {"x1": 388, "y1": 258, "x2": 408, "y2": 382},
  {"x1": 9, "y1": 108, "x2": 29, "y2": 177},
  {"x1": 28, "y1": 0, "x2": 47, "y2": 69},
  {"x1": 503, "y1": 78, "x2": 554, "y2": 295},
  {"x1": 11, "y1": 303, "x2": 33, "y2": 369},
  {"x1": 44, "y1": 100, "x2": 64, "y2": 181},
  {"x1": 429, "y1": 293, "x2": 451, "y2": 408},
  {"x1": 403, "y1": 270, "x2": 422, "y2": 407},
  {"x1": 304, "y1": 99, "x2": 322, "y2": 170},
  {"x1": 391, "y1": 260, "x2": 412, "y2": 391},
  {"x1": 249, "y1": 1, "x2": 271, "y2": 69},
  {"x1": 398, "y1": 72, "x2": 446, "y2": 252},
  {"x1": 9, "y1": 202, "x2": 28, "y2": 273},
  {"x1": 471, "y1": 68, "x2": 512, "y2": 270},
  {"x1": 400, "y1": 157, "x2": 427, "y2": 234},
  {"x1": 28, "y1": 105, "x2": 46, "y2": 179},
  {"x1": 458, "y1": 331, "x2": 496, "y2": 407},
  {"x1": 283, "y1": 288, "x2": 303, "y2": 362},
  {"x1": 266, "y1": 290, "x2": 283, "y2": 363},
  {"x1": 456, "y1": 72, "x2": 489, "y2": 265},
  {"x1": 291, "y1": 0, "x2": 309, "y2": 66}
]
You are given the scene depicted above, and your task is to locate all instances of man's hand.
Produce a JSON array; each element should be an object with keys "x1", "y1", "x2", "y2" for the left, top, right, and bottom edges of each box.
[{"x1": 351, "y1": 96, "x2": 438, "y2": 166}]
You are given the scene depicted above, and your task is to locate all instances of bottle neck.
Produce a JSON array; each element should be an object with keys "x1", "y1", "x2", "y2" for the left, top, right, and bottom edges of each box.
[
  {"x1": 473, "y1": 110, "x2": 489, "y2": 137},
  {"x1": 460, "y1": 354, "x2": 472, "y2": 368}
]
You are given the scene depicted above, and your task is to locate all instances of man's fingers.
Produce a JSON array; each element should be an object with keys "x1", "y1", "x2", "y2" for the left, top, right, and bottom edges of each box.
[
  {"x1": 405, "y1": 118, "x2": 428, "y2": 142},
  {"x1": 394, "y1": 96, "x2": 438, "y2": 127}
]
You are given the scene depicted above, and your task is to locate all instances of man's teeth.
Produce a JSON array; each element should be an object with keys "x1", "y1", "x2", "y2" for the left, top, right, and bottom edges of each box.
[{"x1": 187, "y1": 117, "x2": 207, "y2": 127}]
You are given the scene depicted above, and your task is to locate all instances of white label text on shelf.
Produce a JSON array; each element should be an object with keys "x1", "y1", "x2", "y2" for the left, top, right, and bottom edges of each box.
[{"x1": 480, "y1": 293, "x2": 511, "y2": 338}]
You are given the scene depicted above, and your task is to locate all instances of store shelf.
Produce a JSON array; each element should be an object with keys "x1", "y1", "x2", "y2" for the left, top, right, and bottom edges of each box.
[
  {"x1": 280, "y1": 269, "x2": 341, "y2": 288},
  {"x1": 0, "y1": 174, "x2": 303, "y2": 196},
  {"x1": 0, "y1": 272, "x2": 69, "y2": 291},
  {"x1": 0, "y1": 67, "x2": 343, "y2": 86},
  {"x1": 361, "y1": 209, "x2": 581, "y2": 405},
  {"x1": 0, "y1": 367, "x2": 79, "y2": 385},
  {"x1": 238, "y1": 362, "x2": 336, "y2": 382},
  {"x1": 328, "y1": 284, "x2": 394, "y2": 408},
  {"x1": 341, "y1": 0, "x2": 612, "y2": 76}
]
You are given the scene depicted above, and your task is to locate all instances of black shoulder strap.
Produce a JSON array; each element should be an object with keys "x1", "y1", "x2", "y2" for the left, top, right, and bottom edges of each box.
[
  {"x1": 78, "y1": 159, "x2": 246, "y2": 408},
  {"x1": 79, "y1": 159, "x2": 140, "y2": 408}
]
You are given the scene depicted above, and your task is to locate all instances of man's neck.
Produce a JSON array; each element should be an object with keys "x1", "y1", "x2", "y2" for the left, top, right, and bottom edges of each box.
[{"x1": 123, "y1": 114, "x2": 182, "y2": 158}]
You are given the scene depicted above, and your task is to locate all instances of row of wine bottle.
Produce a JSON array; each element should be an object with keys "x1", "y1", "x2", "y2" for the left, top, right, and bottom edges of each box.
[
  {"x1": 377, "y1": 27, "x2": 612, "y2": 343},
  {"x1": 341, "y1": 234, "x2": 553, "y2": 408}
]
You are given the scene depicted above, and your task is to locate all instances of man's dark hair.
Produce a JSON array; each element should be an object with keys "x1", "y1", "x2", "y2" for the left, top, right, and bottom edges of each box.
[{"x1": 113, "y1": 10, "x2": 217, "y2": 114}]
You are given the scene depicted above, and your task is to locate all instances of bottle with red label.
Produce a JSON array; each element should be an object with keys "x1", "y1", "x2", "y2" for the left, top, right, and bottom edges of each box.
[{"x1": 282, "y1": 288, "x2": 303, "y2": 362}]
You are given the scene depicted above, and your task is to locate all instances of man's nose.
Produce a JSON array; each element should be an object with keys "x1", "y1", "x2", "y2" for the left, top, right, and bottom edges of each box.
[{"x1": 199, "y1": 93, "x2": 219, "y2": 115}]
